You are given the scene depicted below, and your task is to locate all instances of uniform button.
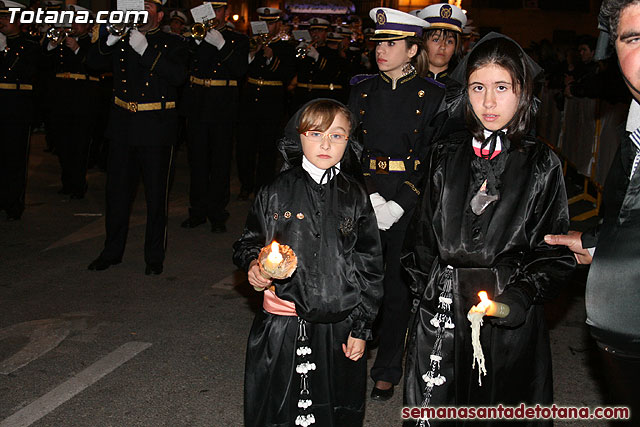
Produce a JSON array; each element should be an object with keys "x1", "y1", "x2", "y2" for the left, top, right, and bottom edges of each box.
[
  {"x1": 361, "y1": 92, "x2": 367, "y2": 98},
  {"x1": 316, "y1": 211, "x2": 321, "y2": 216},
  {"x1": 359, "y1": 109, "x2": 365, "y2": 115},
  {"x1": 363, "y1": 129, "x2": 368, "y2": 134},
  {"x1": 313, "y1": 253, "x2": 317, "y2": 257},
  {"x1": 315, "y1": 233, "x2": 320, "y2": 238},
  {"x1": 414, "y1": 129, "x2": 419, "y2": 134},
  {"x1": 473, "y1": 228, "x2": 480, "y2": 237},
  {"x1": 416, "y1": 109, "x2": 422, "y2": 115}
]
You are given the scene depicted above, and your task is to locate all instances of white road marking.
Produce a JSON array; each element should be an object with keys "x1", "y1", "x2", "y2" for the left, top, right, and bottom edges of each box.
[
  {"x1": 0, "y1": 319, "x2": 71, "y2": 375},
  {"x1": 0, "y1": 341, "x2": 152, "y2": 427}
]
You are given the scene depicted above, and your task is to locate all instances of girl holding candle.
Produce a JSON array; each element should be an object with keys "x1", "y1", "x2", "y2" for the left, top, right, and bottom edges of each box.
[
  {"x1": 233, "y1": 99, "x2": 384, "y2": 427},
  {"x1": 401, "y1": 33, "x2": 576, "y2": 425}
]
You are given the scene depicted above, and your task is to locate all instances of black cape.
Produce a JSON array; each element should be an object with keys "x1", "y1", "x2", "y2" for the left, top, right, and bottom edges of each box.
[{"x1": 401, "y1": 129, "x2": 576, "y2": 425}]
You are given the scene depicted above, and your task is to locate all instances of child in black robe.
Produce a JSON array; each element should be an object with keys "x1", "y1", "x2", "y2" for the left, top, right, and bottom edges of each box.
[
  {"x1": 401, "y1": 34, "x2": 576, "y2": 426},
  {"x1": 233, "y1": 99, "x2": 384, "y2": 427}
]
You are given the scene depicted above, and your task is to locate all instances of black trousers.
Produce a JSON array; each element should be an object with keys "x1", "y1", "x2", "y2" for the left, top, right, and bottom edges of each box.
[
  {"x1": 0, "y1": 122, "x2": 31, "y2": 217},
  {"x1": 370, "y1": 228, "x2": 412, "y2": 385},
  {"x1": 185, "y1": 120, "x2": 232, "y2": 224},
  {"x1": 50, "y1": 117, "x2": 92, "y2": 195},
  {"x1": 598, "y1": 349, "x2": 640, "y2": 426},
  {"x1": 100, "y1": 143, "x2": 173, "y2": 265},
  {"x1": 236, "y1": 114, "x2": 281, "y2": 193}
]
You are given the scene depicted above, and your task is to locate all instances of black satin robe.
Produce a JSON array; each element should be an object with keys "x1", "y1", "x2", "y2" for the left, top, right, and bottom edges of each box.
[
  {"x1": 233, "y1": 166, "x2": 384, "y2": 426},
  {"x1": 401, "y1": 131, "x2": 576, "y2": 425}
]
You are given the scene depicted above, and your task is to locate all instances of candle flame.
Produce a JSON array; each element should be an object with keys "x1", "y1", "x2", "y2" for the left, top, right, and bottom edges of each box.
[
  {"x1": 476, "y1": 291, "x2": 491, "y2": 312},
  {"x1": 267, "y1": 241, "x2": 283, "y2": 263}
]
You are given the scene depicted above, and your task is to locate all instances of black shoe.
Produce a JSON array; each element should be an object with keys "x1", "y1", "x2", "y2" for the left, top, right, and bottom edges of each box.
[
  {"x1": 211, "y1": 223, "x2": 227, "y2": 233},
  {"x1": 181, "y1": 217, "x2": 206, "y2": 228},
  {"x1": 370, "y1": 385, "x2": 394, "y2": 401},
  {"x1": 145, "y1": 263, "x2": 163, "y2": 275},
  {"x1": 237, "y1": 189, "x2": 251, "y2": 201},
  {"x1": 88, "y1": 257, "x2": 121, "y2": 271}
]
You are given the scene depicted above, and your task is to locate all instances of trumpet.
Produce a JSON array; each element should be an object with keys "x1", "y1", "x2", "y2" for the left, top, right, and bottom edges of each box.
[
  {"x1": 46, "y1": 27, "x2": 72, "y2": 44},
  {"x1": 249, "y1": 33, "x2": 272, "y2": 51},
  {"x1": 105, "y1": 21, "x2": 140, "y2": 37},
  {"x1": 190, "y1": 18, "x2": 218, "y2": 40},
  {"x1": 295, "y1": 40, "x2": 317, "y2": 59}
]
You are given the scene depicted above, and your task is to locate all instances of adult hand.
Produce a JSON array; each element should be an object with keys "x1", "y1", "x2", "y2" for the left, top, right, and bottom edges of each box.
[
  {"x1": 128, "y1": 28, "x2": 148, "y2": 56},
  {"x1": 64, "y1": 36, "x2": 79, "y2": 52},
  {"x1": 492, "y1": 287, "x2": 529, "y2": 328},
  {"x1": 0, "y1": 32, "x2": 7, "y2": 52},
  {"x1": 247, "y1": 259, "x2": 272, "y2": 290},
  {"x1": 342, "y1": 334, "x2": 365, "y2": 361},
  {"x1": 204, "y1": 28, "x2": 225, "y2": 49},
  {"x1": 306, "y1": 44, "x2": 319, "y2": 61},
  {"x1": 106, "y1": 33, "x2": 122, "y2": 46},
  {"x1": 374, "y1": 200, "x2": 404, "y2": 231},
  {"x1": 544, "y1": 231, "x2": 593, "y2": 264},
  {"x1": 263, "y1": 45, "x2": 273, "y2": 59}
]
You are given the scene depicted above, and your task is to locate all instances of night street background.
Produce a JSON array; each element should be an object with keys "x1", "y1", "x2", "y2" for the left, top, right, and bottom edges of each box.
[{"x1": 0, "y1": 133, "x2": 610, "y2": 426}]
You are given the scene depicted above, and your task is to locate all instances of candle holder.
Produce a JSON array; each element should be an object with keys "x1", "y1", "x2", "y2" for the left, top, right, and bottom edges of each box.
[{"x1": 254, "y1": 241, "x2": 298, "y2": 292}]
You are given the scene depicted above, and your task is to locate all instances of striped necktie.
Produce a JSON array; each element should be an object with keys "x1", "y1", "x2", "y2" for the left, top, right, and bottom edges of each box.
[{"x1": 630, "y1": 128, "x2": 640, "y2": 179}]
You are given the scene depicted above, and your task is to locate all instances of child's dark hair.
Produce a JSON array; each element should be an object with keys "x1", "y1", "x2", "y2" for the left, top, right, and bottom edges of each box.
[
  {"x1": 297, "y1": 99, "x2": 354, "y2": 135},
  {"x1": 464, "y1": 37, "x2": 536, "y2": 146}
]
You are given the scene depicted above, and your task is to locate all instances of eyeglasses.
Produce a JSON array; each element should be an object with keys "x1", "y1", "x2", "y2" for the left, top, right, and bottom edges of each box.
[{"x1": 301, "y1": 130, "x2": 349, "y2": 144}]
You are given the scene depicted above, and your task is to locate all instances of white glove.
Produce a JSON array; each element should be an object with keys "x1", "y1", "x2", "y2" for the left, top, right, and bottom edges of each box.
[
  {"x1": 128, "y1": 28, "x2": 148, "y2": 55},
  {"x1": 106, "y1": 34, "x2": 122, "y2": 46},
  {"x1": 204, "y1": 29, "x2": 225, "y2": 49},
  {"x1": 369, "y1": 192, "x2": 386, "y2": 209},
  {"x1": 374, "y1": 200, "x2": 405, "y2": 231},
  {"x1": 0, "y1": 32, "x2": 6, "y2": 52},
  {"x1": 306, "y1": 45, "x2": 319, "y2": 61}
]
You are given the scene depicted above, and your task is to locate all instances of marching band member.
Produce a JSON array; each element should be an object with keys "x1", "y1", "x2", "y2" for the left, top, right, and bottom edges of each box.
[
  {"x1": 86, "y1": 0, "x2": 188, "y2": 274},
  {"x1": 348, "y1": 7, "x2": 444, "y2": 401},
  {"x1": 180, "y1": 0, "x2": 248, "y2": 233}
]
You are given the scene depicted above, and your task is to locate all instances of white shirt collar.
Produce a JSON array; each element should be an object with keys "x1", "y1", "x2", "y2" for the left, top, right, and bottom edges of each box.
[
  {"x1": 302, "y1": 156, "x2": 341, "y2": 184},
  {"x1": 626, "y1": 99, "x2": 640, "y2": 132},
  {"x1": 471, "y1": 129, "x2": 505, "y2": 151}
]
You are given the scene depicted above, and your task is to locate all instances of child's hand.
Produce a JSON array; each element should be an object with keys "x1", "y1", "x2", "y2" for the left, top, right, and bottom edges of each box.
[
  {"x1": 342, "y1": 334, "x2": 366, "y2": 361},
  {"x1": 248, "y1": 259, "x2": 273, "y2": 290}
]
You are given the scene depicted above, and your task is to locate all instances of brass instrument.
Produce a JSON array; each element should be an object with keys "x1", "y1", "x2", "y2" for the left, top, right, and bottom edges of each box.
[
  {"x1": 105, "y1": 21, "x2": 140, "y2": 37},
  {"x1": 46, "y1": 27, "x2": 72, "y2": 44},
  {"x1": 190, "y1": 18, "x2": 218, "y2": 40},
  {"x1": 295, "y1": 40, "x2": 317, "y2": 59},
  {"x1": 249, "y1": 33, "x2": 272, "y2": 51}
]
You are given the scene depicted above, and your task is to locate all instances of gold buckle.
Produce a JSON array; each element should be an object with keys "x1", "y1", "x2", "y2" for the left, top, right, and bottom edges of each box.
[
  {"x1": 329, "y1": 83, "x2": 334, "y2": 91},
  {"x1": 375, "y1": 157, "x2": 389, "y2": 175},
  {"x1": 128, "y1": 102, "x2": 138, "y2": 113},
  {"x1": 258, "y1": 78, "x2": 264, "y2": 86}
]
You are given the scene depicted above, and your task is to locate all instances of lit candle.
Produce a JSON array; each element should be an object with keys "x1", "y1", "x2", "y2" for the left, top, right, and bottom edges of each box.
[
  {"x1": 262, "y1": 241, "x2": 283, "y2": 276},
  {"x1": 471, "y1": 291, "x2": 510, "y2": 318}
]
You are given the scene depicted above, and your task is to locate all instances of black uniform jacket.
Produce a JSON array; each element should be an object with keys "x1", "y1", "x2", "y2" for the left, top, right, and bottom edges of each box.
[
  {"x1": 1, "y1": 33, "x2": 41, "y2": 122},
  {"x1": 296, "y1": 44, "x2": 344, "y2": 87},
  {"x1": 241, "y1": 39, "x2": 295, "y2": 118},
  {"x1": 348, "y1": 71, "x2": 444, "y2": 224},
  {"x1": 584, "y1": 127, "x2": 640, "y2": 356},
  {"x1": 180, "y1": 27, "x2": 248, "y2": 122},
  {"x1": 401, "y1": 131, "x2": 576, "y2": 410},
  {"x1": 87, "y1": 27, "x2": 188, "y2": 146},
  {"x1": 43, "y1": 33, "x2": 100, "y2": 119},
  {"x1": 232, "y1": 166, "x2": 384, "y2": 340}
]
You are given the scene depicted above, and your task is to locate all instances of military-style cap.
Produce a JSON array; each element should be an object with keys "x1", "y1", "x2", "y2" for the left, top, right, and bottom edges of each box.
[
  {"x1": 204, "y1": 1, "x2": 227, "y2": 9},
  {"x1": 68, "y1": 4, "x2": 94, "y2": 18},
  {"x1": 169, "y1": 10, "x2": 187, "y2": 23},
  {"x1": 363, "y1": 27, "x2": 374, "y2": 37},
  {"x1": 408, "y1": 9, "x2": 421, "y2": 17},
  {"x1": 368, "y1": 8, "x2": 427, "y2": 41},
  {"x1": 417, "y1": 3, "x2": 466, "y2": 33},
  {"x1": 44, "y1": 0, "x2": 63, "y2": 11},
  {"x1": 308, "y1": 17, "x2": 330, "y2": 30},
  {"x1": 326, "y1": 32, "x2": 343, "y2": 42},
  {"x1": 257, "y1": 7, "x2": 281, "y2": 22},
  {"x1": 0, "y1": 0, "x2": 26, "y2": 13},
  {"x1": 336, "y1": 26, "x2": 352, "y2": 36}
]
